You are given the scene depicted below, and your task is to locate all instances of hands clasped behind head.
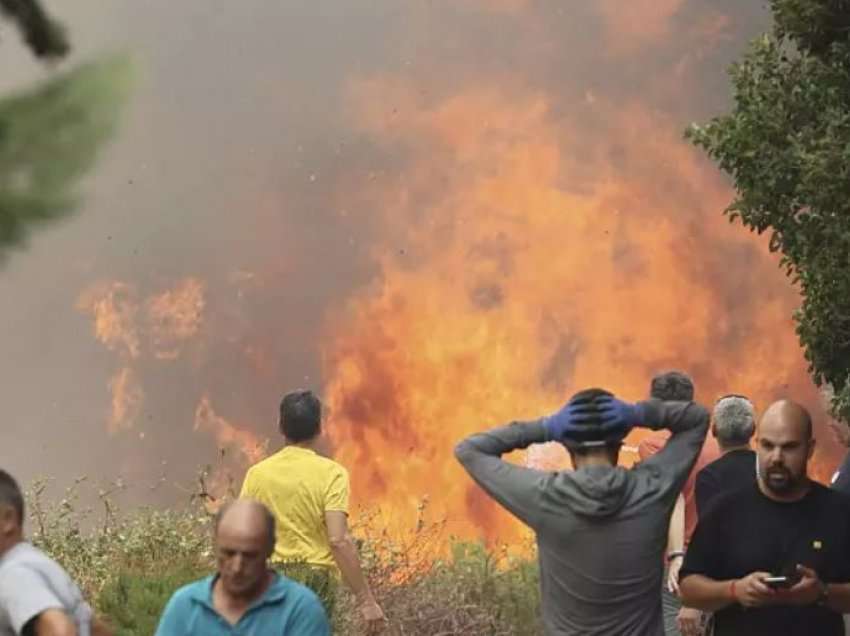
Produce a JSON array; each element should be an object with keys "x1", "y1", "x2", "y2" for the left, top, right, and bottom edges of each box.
[{"x1": 545, "y1": 391, "x2": 639, "y2": 446}]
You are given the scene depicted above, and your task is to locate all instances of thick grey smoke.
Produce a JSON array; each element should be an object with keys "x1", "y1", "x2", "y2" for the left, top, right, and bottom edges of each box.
[{"x1": 3, "y1": 1, "x2": 830, "y2": 508}]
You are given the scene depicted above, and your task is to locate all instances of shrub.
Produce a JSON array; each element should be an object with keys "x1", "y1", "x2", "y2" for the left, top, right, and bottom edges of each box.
[
  {"x1": 25, "y1": 479, "x2": 543, "y2": 635},
  {"x1": 98, "y1": 564, "x2": 207, "y2": 636}
]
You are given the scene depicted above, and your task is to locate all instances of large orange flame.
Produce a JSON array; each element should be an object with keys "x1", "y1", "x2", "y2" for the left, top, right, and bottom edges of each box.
[
  {"x1": 77, "y1": 278, "x2": 206, "y2": 434},
  {"x1": 146, "y1": 279, "x2": 205, "y2": 361},
  {"x1": 77, "y1": 282, "x2": 141, "y2": 360},
  {"x1": 321, "y1": 79, "x2": 817, "y2": 543},
  {"x1": 193, "y1": 394, "x2": 268, "y2": 467}
]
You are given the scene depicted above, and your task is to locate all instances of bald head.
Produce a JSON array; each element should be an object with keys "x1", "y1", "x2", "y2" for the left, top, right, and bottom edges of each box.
[
  {"x1": 214, "y1": 499, "x2": 276, "y2": 598},
  {"x1": 756, "y1": 400, "x2": 814, "y2": 500},
  {"x1": 760, "y1": 400, "x2": 812, "y2": 442},
  {"x1": 215, "y1": 499, "x2": 276, "y2": 553}
]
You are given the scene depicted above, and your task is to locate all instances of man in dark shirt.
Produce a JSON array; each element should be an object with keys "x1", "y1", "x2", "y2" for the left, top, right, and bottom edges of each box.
[
  {"x1": 680, "y1": 400, "x2": 850, "y2": 636},
  {"x1": 694, "y1": 395, "x2": 757, "y2": 517}
]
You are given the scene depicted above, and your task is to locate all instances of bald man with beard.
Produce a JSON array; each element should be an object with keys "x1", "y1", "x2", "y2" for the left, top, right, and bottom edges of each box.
[{"x1": 680, "y1": 400, "x2": 850, "y2": 636}]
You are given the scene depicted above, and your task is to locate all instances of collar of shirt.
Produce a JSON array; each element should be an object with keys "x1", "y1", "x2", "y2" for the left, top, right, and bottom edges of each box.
[
  {"x1": 188, "y1": 572, "x2": 289, "y2": 615},
  {"x1": 280, "y1": 445, "x2": 317, "y2": 458}
]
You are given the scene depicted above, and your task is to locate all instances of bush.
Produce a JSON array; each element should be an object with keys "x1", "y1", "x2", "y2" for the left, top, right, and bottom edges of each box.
[
  {"x1": 98, "y1": 564, "x2": 207, "y2": 636},
  {"x1": 26, "y1": 479, "x2": 542, "y2": 635},
  {"x1": 26, "y1": 478, "x2": 213, "y2": 601},
  {"x1": 368, "y1": 541, "x2": 541, "y2": 635}
]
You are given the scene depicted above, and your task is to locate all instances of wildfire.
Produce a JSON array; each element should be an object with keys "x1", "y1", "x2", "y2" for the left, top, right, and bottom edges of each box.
[
  {"x1": 193, "y1": 395, "x2": 268, "y2": 467},
  {"x1": 321, "y1": 79, "x2": 811, "y2": 542},
  {"x1": 77, "y1": 282, "x2": 141, "y2": 359},
  {"x1": 77, "y1": 278, "x2": 206, "y2": 434},
  {"x1": 193, "y1": 395, "x2": 269, "y2": 508},
  {"x1": 107, "y1": 367, "x2": 144, "y2": 434},
  {"x1": 146, "y1": 278, "x2": 205, "y2": 360},
  {"x1": 71, "y1": 3, "x2": 837, "y2": 548}
]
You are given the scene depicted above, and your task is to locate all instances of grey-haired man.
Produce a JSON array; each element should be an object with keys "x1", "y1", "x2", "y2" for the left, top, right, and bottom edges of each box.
[{"x1": 694, "y1": 395, "x2": 757, "y2": 516}]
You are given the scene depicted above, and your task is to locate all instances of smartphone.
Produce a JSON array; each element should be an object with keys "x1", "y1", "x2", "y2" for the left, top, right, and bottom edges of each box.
[{"x1": 763, "y1": 576, "x2": 793, "y2": 589}]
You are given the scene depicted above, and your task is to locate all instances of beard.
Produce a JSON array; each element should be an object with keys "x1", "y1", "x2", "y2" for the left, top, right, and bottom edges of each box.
[{"x1": 763, "y1": 464, "x2": 800, "y2": 495}]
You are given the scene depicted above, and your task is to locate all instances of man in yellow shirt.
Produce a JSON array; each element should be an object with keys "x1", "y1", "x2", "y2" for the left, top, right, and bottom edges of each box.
[{"x1": 240, "y1": 390, "x2": 385, "y2": 630}]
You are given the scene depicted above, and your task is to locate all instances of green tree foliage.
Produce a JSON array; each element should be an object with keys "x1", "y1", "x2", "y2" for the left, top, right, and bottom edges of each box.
[
  {"x1": 686, "y1": 0, "x2": 850, "y2": 418},
  {"x1": 0, "y1": 56, "x2": 132, "y2": 263}
]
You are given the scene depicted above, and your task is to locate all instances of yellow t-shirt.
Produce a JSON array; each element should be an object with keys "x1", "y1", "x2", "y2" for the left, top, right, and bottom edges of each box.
[{"x1": 240, "y1": 446, "x2": 350, "y2": 569}]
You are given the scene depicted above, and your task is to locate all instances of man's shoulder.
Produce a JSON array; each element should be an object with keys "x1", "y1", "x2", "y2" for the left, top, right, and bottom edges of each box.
[
  {"x1": 155, "y1": 577, "x2": 214, "y2": 634},
  {"x1": 0, "y1": 542, "x2": 32, "y2": 569},
  {"x1": 0, "y1": 543, "x2": 63, "y2": 583},
  {"x1": 163, "y1": 576, "x2": 213, "y2": 610},
  {"x1": 696, "y1": 455, "x2": 724, "y2": 481},
  {"x1": 0, "y1": 542, "x2": 48, "y2": 566},
  {"x1": 299, "y1": 455, "x2": 349, "y2": 488},
  {"x1": 246, "y1": 453, "x2": 277, "y2": 473},
  {"x1": 271, "y1": 574, "x2": 327, "y2": 623},
  {"x1": 701, "y1": 449, "x2": 754, "y2": 475},
  {"x1": 697, "y1": 482, "x2": 755, "y2": 517},
  {"x1": 813, "y1": 480, "x2": 850, "y2": 508},
  {"x1": 308, "y1": 453, "x2": 348, "y2": 474},
  {"x1": 253, "y1": 449, "x2": 348, "y2": 476}
]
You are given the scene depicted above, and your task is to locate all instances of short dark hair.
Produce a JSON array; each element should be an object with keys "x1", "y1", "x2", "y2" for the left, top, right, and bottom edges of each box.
[
  {"x1": 561, "y1": 388, "x2": 621, "y2": 449},
  {"x1": 650, "y1": 371, "x2": 694, "y2": 402},
  {"x1": 279, "y1": 390, "x2": 322, "y2": 442},
  {"x1": 0, "y1": 470, "x2": 24, "y2": 525},
  {"x1": 569, "y1": 387, "x2": 614, "y2": 408}
]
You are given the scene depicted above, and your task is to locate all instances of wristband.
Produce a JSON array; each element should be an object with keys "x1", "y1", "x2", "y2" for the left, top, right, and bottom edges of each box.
[
  {"x1": 729, "y1": 579, "x2": 737, "y2": 603},
  {"x1": 667, "y1": 551, "x2": 685, "y2": 563}
]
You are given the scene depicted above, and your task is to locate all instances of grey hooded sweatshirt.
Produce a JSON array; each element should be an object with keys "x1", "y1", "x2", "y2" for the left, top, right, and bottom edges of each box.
[{"x1": 455, "y1": 399, "x2": 709, "y2": 636}]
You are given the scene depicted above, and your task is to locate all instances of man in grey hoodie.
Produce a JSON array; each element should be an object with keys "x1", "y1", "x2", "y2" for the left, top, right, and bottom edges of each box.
[{"x1": 455, "y1": 387, "x2": 709, "y2": 635}]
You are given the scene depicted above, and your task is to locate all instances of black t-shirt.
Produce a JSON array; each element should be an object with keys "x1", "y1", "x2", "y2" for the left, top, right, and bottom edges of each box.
[
  {"x1": 694, "y1": 449, "x2": 756, "y2": 517},
  {"x1": 681, "y1": 481, "x2": 850, "y2": 636}
]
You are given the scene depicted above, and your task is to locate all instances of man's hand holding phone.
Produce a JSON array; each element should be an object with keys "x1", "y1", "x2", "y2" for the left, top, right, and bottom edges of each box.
[
  {"x1": 763, "y1": 575, "x2": 794, "y2": 589},
  {"x1": 775, "y1": 565, "x2": 825, "y2": 606},
  {"x1": 732, "y1": 572, "x2": 777, "y2": 607}
]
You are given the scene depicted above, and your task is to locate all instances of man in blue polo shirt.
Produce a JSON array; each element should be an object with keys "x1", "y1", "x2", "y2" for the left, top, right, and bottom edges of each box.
[{"x1": 155, "y1": 499, "x2": 330, "y2": 635}]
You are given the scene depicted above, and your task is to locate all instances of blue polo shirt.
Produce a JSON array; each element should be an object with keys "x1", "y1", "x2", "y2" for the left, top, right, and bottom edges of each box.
[{"x1": 155, "y1": 572, "x2": 330, "y2": 636}]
